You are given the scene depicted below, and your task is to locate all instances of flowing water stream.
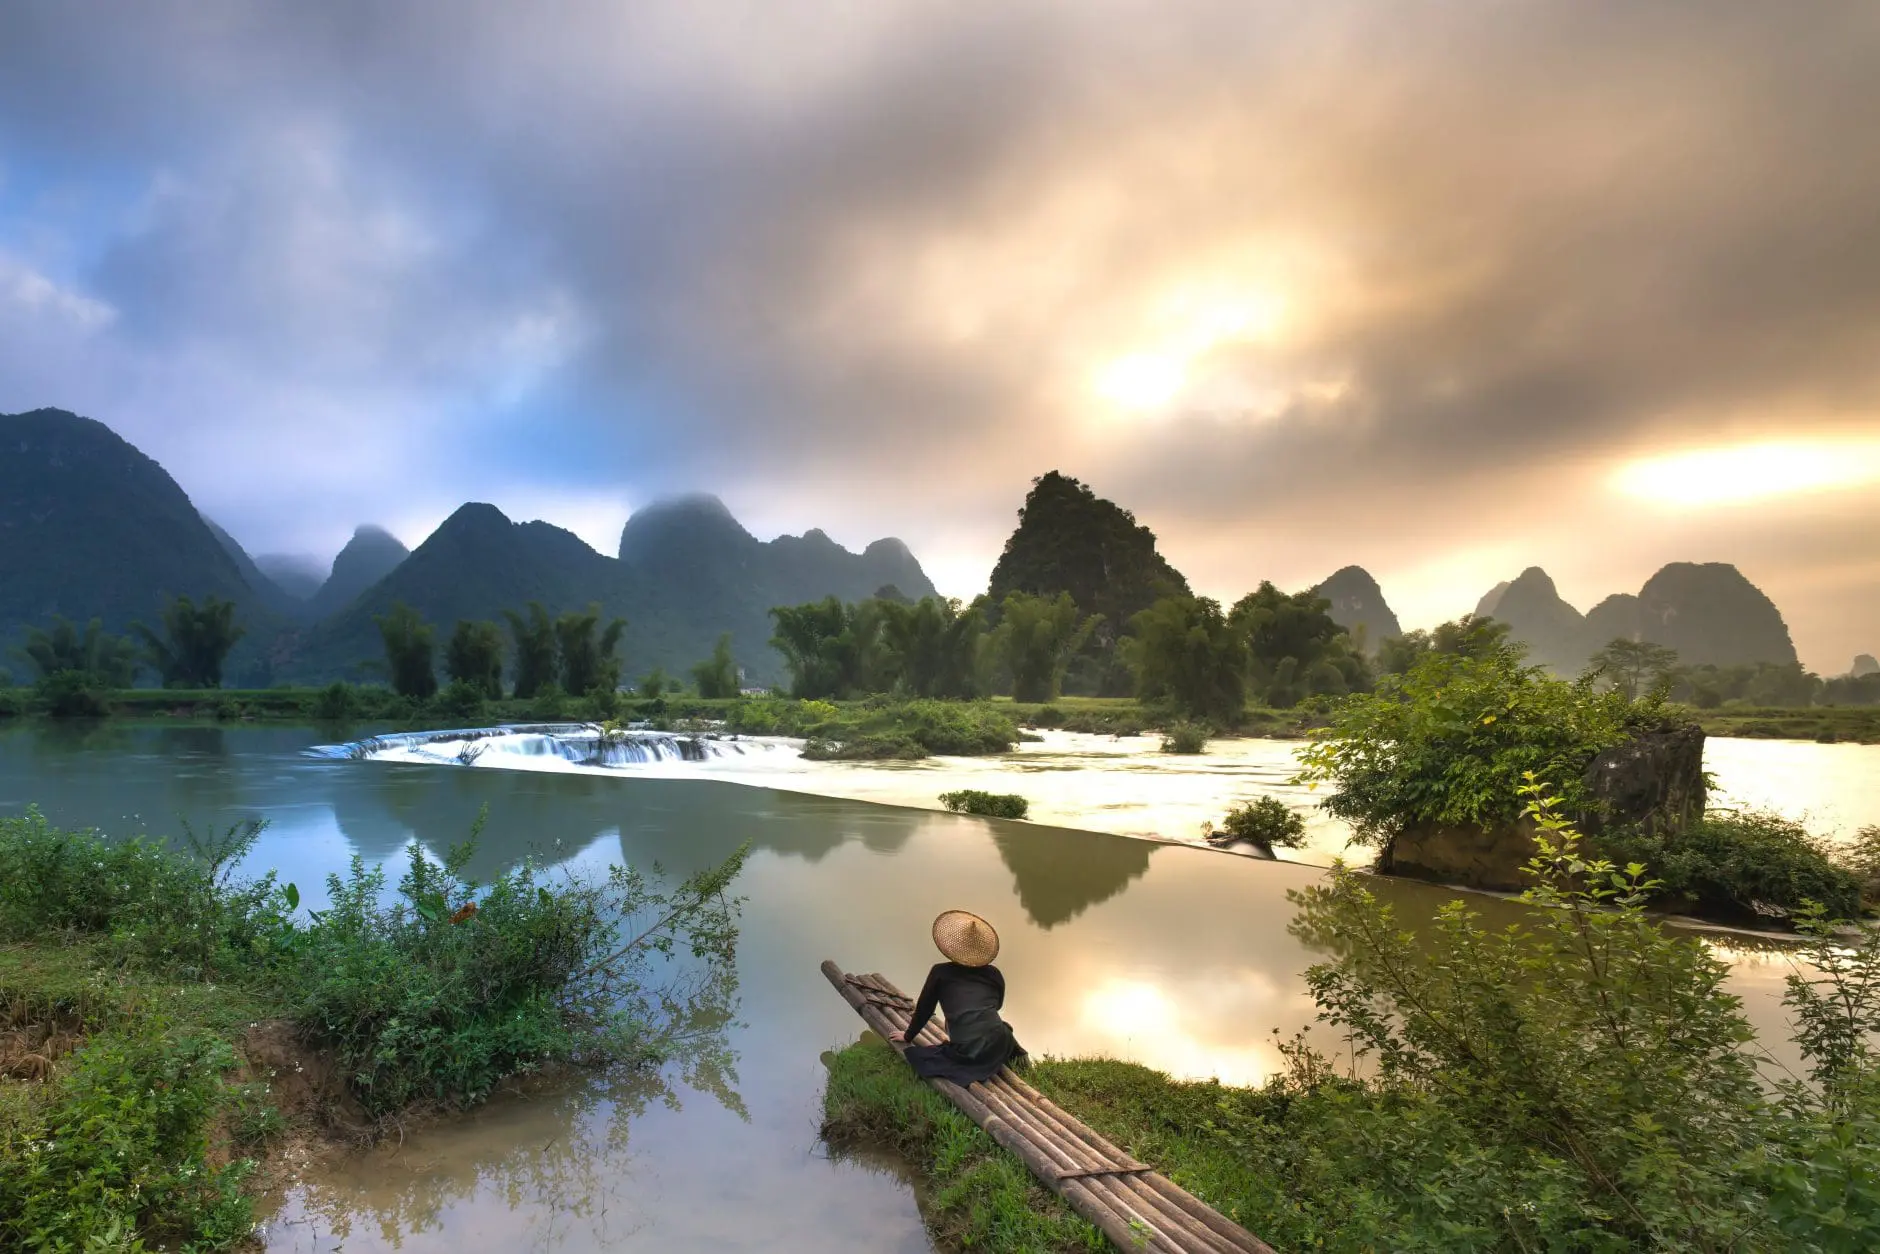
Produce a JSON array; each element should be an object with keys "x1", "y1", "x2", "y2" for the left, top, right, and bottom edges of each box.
[{"x1": 1, "y1": 721, "x2": 1875, "y2": 1251}]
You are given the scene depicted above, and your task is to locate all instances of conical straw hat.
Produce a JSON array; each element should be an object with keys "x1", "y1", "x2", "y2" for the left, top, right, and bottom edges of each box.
[{"x1": 933, "y1": 909, "x2": 1000, "y2": 967}]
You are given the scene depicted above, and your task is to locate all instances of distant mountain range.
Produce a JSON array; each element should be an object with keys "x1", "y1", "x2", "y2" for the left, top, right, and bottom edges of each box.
[
  {"x1": 0, "y1": 408, "x2": 1836, "y2": 686},
  {"x1": 0, "y1": 408, "x2": 935, "y2": 686}
]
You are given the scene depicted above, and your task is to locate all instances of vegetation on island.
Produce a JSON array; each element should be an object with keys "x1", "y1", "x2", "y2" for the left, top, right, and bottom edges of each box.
[
  {"x1": 1202, "y1": 797, "x2": 1308, "y2": 854},
  {"x1": 825, "y1": 781, "x2": 1880, "y2": 1253},
  {"x1": 939, "y1": 790, "x2": 1030, "y2": 820},
  {"x1": 0, "y1": 808, "x2": 748, "y2": 1250}
]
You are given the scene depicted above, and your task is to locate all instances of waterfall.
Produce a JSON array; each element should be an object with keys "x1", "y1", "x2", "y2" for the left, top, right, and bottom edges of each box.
[{"x1": 306, "y1": 723, "x2": 789, "y2": 771}]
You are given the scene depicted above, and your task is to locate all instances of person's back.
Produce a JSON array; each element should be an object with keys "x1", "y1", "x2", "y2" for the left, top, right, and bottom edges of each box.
[{"x1": 891, "y1": 912, "x2": 1025, "y2": 1083}]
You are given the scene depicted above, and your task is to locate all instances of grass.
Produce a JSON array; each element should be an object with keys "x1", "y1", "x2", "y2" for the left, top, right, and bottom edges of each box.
[
  {"x1": 1689, "y1": 705, "x2": 1880, "y2": 744},
  {"x1": 821, "y1": 1036, "x2": 1103, "y2": 1253}
]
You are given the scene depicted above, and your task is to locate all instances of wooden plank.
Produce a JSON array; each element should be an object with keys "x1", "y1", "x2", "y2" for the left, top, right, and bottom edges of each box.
[{"x1": 821, "y1": 960, "x2": 1275, "y2": 1254}]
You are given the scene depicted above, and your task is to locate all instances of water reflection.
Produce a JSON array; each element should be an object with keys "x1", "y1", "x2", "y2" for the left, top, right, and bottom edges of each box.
[{"x1": 987, "y1": 819, "x2": 1155, "y2": 927}]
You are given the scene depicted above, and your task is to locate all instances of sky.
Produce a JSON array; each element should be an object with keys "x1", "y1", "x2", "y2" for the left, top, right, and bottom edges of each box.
[{"x1": 1, "y1": 1, "x2": 1877, "y2": 672}]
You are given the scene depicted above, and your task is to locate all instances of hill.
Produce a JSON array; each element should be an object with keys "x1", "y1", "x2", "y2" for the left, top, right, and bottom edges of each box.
[
  {"x1": 289, "y1": 496, "x2": 941, "y2": 685},
  {"x1": 1312, "y1": 566, "x2": 1401, "y2": 652},
  {"x1": 0, "y1": 408, "x2": 263, "y2": 646},
  {"x1": 1482, "y1": 568, "x2": 1590, "y2": 671},
  {"x1": 987, "y1": 471, "x2": 1189, "y2": 627},
  {"x1": 254, "y1": 553, "x2": 327, "y2": 602},
  {"x1": 307, "y1": 525, "x2": 410, "y2": 619}
]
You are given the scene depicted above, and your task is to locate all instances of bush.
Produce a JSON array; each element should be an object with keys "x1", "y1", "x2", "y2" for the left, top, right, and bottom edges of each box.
[
  {"x1": 1160, "y1": 720, "x2": 1209, "y2": 754},
  {"x1": 1296, "y1": 645, "x2": 1661, "y2": 848},
  {"x1": 939, "y1": 790, "x2": 1030, "y2": 820},
  {"x1": 1205, "y1": 797, "x2": 1306, "y2": 850},
  {"x1": 432, "y1": 678, "x2": 488, "y2": 722},
  {"x1": 312, "y1": 680, "x2": 358, "y2": 722},
  {"x1": 0, "y1": 688, "x2": 24, "y2": 718},
  {"x1": 0, "y1": 1026, "x2": 256, "y2": 1249},
  {"x1": 530, "y1": 683, "x2": 567, "y2": 720},
  {"x1": 34, "y1": 670, "x2": 112, "y2": 718},
  {"x1": 1601, "y1": 810, "x2": 1862, "y2": 922},
  {"x1": 792, "y1": 700, "x2": 1019, "y2": 759},
  {"x1": 801, "y1": 733, "x2": 925, "y2": 761}
]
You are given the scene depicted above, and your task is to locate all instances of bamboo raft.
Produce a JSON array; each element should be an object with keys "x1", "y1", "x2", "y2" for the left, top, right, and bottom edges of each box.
[{"x1": 822, "y1": 961, "x2": 1273, "y2": 1254}]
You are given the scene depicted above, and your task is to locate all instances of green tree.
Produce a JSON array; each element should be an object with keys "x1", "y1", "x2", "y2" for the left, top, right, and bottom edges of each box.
[
  {"x1": 555, "y1": 604, "x2": 626, "y2": 697},
  {"x1": 769, "y1": 597, "x2": 885, "y2": 699},
  {"x1": 690, "y1": 633, "x2": 740, "y2": 698},
  {"x1": 15, "y1": 616, "x2": 139, "y2": 686},
  {"x1": 989, "y1": 591, "x2": 1098, "y2": 703},
  {"x1": 1588, "y1": 636, "x2": 1681, "y2": 699},
  {"x1": 131, "y1": 595, "x2": 244, "y2": 688},
  {"x1": 1229, "y1": 582, "x2": 1369, "y2": 706},
  {"x1": 445, "y1": 620, "x2": 506, "y2": 700},
  {"x1": 1376, "y1": 614, "x2": 1511, "y2": 676},
  {"x1": 375, "y1": 602, "x2": 438, "y2": 700},
  {"x1": 880, "y1": 596, "x2": 986, "y2": 699},
  {"x1": 503, "y1": 602, "x2": 558, "y2": 700},
  {"x1": 1123, "y1": 595, "x2": 1248, "y2": 723},
  {"x1": 638, "y1": 667, "x2": 673, "y2": 699}
]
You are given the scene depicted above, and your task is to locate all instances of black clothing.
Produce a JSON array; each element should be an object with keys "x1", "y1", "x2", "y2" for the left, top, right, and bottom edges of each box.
[{"x1": 902, "y1": 961, "x2": 1025, "y2": 1084}]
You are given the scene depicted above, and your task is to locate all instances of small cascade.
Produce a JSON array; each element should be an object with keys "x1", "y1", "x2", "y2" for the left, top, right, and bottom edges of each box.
[{"x1": 306, "y1": 723, "x2": 788, "y2": 771}]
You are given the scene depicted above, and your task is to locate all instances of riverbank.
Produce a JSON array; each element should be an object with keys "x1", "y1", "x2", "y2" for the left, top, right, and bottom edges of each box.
[
  {"x1": 0, "y1": 809, "x2": 747, "y2": 1249},
  {"x1": 2, "y1": 685, "x2": 1873, "y2": 744},
  {"x1": 823, "y1": 843, "x2": 1880, "y2": 1254}
]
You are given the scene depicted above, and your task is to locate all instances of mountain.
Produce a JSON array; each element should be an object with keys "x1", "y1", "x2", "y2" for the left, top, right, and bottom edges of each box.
[
  {"x1": 0, "y1": 408, "x2": 259, "y2": 643},
  {"x1": 1852, "y1": 654, "x2": 1879, "y2": 678},
  {"x1": 291, "y1": 496, "x2": 942, "y2": 685},
  {"x1": 1583, "y1": 593, "x2": 1642, "y2": 648},
  {"x1": 1474, "y1": 580, "x2": 1512, "y2": 619},
  {"x1": 615, "y1": 494, "x2": 938, "y2": 684},
  {"x1": 203, "y1": 517, "x2": 316, "y2": 619},
  {"x1": 254, "y1": 554, "x2": 328, "y2": 602},
  {"x1": 1633, "y1": 562, "x2": 1796, "y2": 667},
  {"x1": 987, "y1": 471, "x2": 1190, "y2": 628},
  {"x1": 306, "y1": 525, "x2": 410, "y2": 619},
  {"x1": 1312, "y1": 566, "x2": 1401, "y2": 651},
  {"x1": 1483, "y1": 567, "x2": 1590, "y2": 671}
]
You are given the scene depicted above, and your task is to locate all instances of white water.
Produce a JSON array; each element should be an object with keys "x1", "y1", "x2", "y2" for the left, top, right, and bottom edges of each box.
[{"x1": 312, "y1": 724, "x2": 1880, "y2": 865}]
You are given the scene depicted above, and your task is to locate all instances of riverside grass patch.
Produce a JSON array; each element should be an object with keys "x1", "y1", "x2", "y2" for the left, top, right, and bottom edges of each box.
[{"x1": 0, "y1": 807, "x2": 749, "y2": 1250}]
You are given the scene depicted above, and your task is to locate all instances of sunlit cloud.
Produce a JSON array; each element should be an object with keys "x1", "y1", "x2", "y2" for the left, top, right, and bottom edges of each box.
[{"x1": 1611, "y1": 437, "x2": 1880, "y2": 508}]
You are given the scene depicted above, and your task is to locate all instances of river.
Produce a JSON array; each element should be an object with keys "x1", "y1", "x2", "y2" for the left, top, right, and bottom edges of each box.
[{"x1": 0, "y1": 721, "x2": 1874, "y2": 1251}]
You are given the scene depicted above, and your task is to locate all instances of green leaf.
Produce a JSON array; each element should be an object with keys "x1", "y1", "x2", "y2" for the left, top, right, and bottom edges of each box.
[{"x1": 283, "y1": 882, "x2": 300, "y2": 911}]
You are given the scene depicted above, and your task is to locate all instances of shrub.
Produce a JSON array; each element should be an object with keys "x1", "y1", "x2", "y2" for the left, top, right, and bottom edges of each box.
[
  {"x1": 1160, "y1": 720, "x2": 1209, "y2": 754},
  {"x1": 801, "y1": 733, "x2": 925, "y2": 761},
  {"x1": 530, "y1": 683, "x2": 567, "y2": 720},
  {"x1": 312, "y1": 680, "x2": 358, "y2": 722},
  {"x1": 0, "y1": 688, "x2": 23, "y2": 718},
  {"x1": 1601, "y1": 810, "x2": 1862, "y2": 922},
  {"x1": 1841, "y1": 825, "x2": 1880, "y2": 908},
  {"x1": 724, "y1": 698, "x2": 791, "y2": 735},
  {"x1": 34, "y1": 670, "x2": 111, "y2": 718},
  {"x1": 1296, "y1": 644, "x2": 1660, "y2": 848},
  {"x1": 1205, "y1": 796, "x2": 1306, "y2": 850},
  {"x1": 432, "y1": 679, "x2": 488, "y2": 722},
  {"x1": 939, "y1": 790, "x2": 1030, "y2": 820},
  {"x1": 0, "y1": 1027, "x2": 255, "y2": 1249}
]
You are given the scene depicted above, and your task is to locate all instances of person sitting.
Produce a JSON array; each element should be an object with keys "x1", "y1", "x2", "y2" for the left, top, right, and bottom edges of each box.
[{"x1": 888, "y1": 909, "x2": 1027, "y2": 1083}]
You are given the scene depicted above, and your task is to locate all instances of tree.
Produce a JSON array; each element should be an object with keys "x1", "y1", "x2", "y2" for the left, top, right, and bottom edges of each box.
[
  {"x1": 880, "y1": 596, "x2": 986, "y2": 699},
  {"x1": 15, "y1": 616, "x2": 139, "y2": 686},
  {"x1": 1588, "y1": 637, "x2": 1681, "y2": 699},
  {"x1": 769, "y1": 597, "x2": 886, "y2": 699},
  {"x1": 1376, "y1": 615, "x2": 1511, "y2": 676},
  {"x1": 1229, "y1": 582, "x2": 1369, "y2": 706},
  {"x1": 690, "y1": 633, "x2": 740, "y2": 698},
  {"x1": 376, "y1": 602, "x2": 438, "y2": 699},
  {"x1": 1123, "y1": 595, "x2": 1248, "y2": 723},
  {"x1": 131, "y1": 595, "x2": 244, "y2": 688},
  {"x1": 555, "y1": 604, "x2": 626, "y2": 696},
  {"x1": 989, "y1": 591, "x2": 1098, "y2": 703},
  {"x1": 503, "y1": 603, "x2": 558, "y2": 700},
  {"x1": 445, "y1": 620, "x2": 506, "y2": 700}
]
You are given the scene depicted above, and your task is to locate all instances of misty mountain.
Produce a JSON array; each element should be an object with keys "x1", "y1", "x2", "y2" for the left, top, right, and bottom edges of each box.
[
  {"x1": 0, "y1": 408, "x2": 263, "y2": 646},
  {"x1": 1482, "y1": 568, "x2": 1591, "y2": 671},
  {"x1": 203, "y1": 517, "x2": 306, "y2": 619},
  {"x1": 255, "y1": 554, "x2": 328, "y2": 602},
  {"x1": 1476, "y1": 561, "x2": 1799, "y2": 672},
  {"x1": 1633, "y1": 562, "x2": 1797, "y2": 667},
  {"x1": 290, "y1": 495, "x2": 940, "y2": 685},
  {"x1": 1852, "y1": 654, "x2": 1879, "y2": 678},
  {"x1": 987, "y1": 471, "x2": 1190, "y2": 629},
  {"x1": 1312, "y1": 566, "x2": 1401, "y2": 653},
  {"x1": 307, "y1": 525, "x2": 411, "y2": 619}
]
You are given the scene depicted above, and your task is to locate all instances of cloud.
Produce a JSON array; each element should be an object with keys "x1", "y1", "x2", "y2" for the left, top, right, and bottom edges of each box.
[{"x1": 0, "y1": 0, "x2": 1875, "y2": 667}]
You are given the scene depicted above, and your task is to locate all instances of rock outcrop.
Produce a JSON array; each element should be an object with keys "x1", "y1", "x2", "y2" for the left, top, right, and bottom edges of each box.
[
  {"x1": 1853, "y1": 654, "x2": 1880, "y2": 678},
  {"x1": 1313, "y1": 565, "x2": 1402, "y2": 653},
  {"x1": 1634, "y1": 562, "x2": 1797, "y2": 667}
]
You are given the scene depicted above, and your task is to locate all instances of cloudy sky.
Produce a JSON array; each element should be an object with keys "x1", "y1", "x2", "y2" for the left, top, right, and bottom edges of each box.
[{"x1": 2, "y1": 1, "x2": 1877, "y2": 669}]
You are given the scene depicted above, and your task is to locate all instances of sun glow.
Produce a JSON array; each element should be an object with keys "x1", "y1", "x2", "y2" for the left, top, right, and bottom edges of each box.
[
  {"x1": 1088, "y1": 284, "x2": 1290, "y2": 413},
  {"x1": 1612, "y1": 437, "x2": 1880, "y2": 507}
]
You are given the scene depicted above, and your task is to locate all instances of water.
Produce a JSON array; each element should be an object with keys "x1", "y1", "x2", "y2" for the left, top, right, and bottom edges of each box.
[{"x1": 0, "y1": 721, "x2": 1874, "y2": 1251}]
